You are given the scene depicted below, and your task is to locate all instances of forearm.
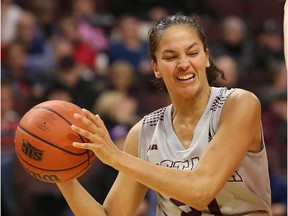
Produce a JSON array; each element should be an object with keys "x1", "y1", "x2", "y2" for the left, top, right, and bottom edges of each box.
[
  {"x1": 57, "y1": 179, "x2": 106, "y2": 216},
  {"x1": 110, "y1": 151, "x2": 214, "y2": 210}
]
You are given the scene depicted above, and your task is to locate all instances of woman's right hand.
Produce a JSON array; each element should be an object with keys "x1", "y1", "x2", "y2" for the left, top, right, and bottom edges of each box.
[{"x1": 71, "y1": 109, "x2": 122, "y2": 166}]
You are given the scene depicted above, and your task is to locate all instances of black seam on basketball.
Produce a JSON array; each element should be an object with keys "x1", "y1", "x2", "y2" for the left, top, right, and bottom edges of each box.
[
  {"x1": 87, "y1": 149, "x2": 91, "y2": 163},
  {"x1": 65, "y1": 161, "x2": 94, "y2": 182},
  {"x1": 16, "y1": 149, "x2": 94, "y2": 172},
  {"x1": 18, "y1": 125, "x2": 87, "y2": 156},
  {"x1": 65, "y1": 154, "x2": 97, "y2": 182},
  {"x1": 32, "y1": 106, "x2": 87, "y2": 143}
]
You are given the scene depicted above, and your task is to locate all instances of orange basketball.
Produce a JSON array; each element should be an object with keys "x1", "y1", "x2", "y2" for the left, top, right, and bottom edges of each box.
[{"x1": 14, "y1": 100, "x2": 96, "y2": 183}]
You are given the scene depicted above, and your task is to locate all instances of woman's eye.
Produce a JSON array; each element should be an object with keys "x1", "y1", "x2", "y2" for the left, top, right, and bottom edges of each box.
[
  {"x1": 164, "y1": 56, "x2": 176, "y2": 60},
  {"x1": 188, "y1": 52, "x2": 198, "y2": 56}
]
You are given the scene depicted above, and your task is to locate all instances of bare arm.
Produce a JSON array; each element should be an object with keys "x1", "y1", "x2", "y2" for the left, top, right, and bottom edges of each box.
[
  {"x1": 57, "y1": 179, "x2": 106, "y2": 216},
  {"x1": 103, "y1": 122, "x2": 148, "y2": 215},
  {"x1": 57, "y1": 121, "x2": 148, "y2": 216},
  {"x1": 72, "y1": 89, "x2": 261, "y2": 210}
]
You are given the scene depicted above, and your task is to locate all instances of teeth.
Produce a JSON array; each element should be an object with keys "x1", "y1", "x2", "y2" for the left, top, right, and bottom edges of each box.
[{"x1": 178, "y1": 74, "x2": 195, "y2": 80}]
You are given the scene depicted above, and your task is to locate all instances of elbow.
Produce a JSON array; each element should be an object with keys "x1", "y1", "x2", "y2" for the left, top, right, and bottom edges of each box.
[
  {"x1": 185, "y1": 187, "x2": 216, "y2": 210},
  {"x1": 184, "y1": 168, "x2": 222, "y2": 210},
  {"x1": 192, "y1": 202, "x2": 211, "y2": 211},
  {"x1": 191, "y1": 193, "x2": 214, "y2": 211}
]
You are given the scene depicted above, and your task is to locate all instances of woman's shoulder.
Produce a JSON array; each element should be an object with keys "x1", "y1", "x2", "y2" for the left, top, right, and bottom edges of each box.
[
  {"x1": 224, "y1": 88, "x2": 261, "y2": 114},
  {"x1": 227, "y1": 88, "x2": 260, "y2": 104}
]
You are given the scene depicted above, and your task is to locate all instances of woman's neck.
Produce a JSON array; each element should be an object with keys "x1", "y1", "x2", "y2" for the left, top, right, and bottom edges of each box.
[{"x1": 171, "y1": 86, "x2": 212, "y2": 122}]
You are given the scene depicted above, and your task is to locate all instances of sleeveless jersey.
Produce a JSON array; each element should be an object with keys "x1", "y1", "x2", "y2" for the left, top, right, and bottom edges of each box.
[{"x1": 138, "y1": 87, "x2": 272, "y2": 216}]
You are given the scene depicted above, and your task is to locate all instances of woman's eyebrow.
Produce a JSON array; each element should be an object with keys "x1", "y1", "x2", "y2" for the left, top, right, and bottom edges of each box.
[
  {"x1": 161, "y1": 42, "x2": 199, "y2": 54},
  {"x1": 186, "y1": 42, "x2": 199, "y2": 50}
]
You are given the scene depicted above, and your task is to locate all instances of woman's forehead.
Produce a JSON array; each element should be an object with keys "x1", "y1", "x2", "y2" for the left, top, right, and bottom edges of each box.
[
  {"x1": 157, "y1": 25, "x2": 202, "y2": 50},
  {"x1": 161, "y1": 24, "x2": 198, "y2": 37}
]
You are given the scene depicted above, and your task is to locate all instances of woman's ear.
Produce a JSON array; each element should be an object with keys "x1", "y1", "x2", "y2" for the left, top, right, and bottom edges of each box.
[
  {"x1": 205, "y1": 49, "x2": 211, "y2": 68},
  {"x1": 151, "y1": 60, "x2": 162, "y2": 78}
]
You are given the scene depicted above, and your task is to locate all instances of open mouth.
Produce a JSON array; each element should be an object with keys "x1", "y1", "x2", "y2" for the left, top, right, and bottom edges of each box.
[{"x1": 177, "y1": 74, "x2": 196, "y2": 81}]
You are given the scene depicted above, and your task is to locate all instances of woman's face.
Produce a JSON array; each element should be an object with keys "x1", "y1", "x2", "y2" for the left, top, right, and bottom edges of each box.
[{"x1": 152, "y1": 24, "x2": 210, "y2": 98}]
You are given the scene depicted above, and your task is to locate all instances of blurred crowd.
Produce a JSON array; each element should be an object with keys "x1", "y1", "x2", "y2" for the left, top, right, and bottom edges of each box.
[{"x1": 1, "y1": 0, "x2": 287, "y2": 215}]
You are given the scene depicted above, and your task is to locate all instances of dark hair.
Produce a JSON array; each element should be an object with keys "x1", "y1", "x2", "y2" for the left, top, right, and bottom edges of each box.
[
  {"x1": 57, "y1": 55, "x2": 76, "y2": 70},
  {"x1": 148, "y1": 14, "x2": 224, "y2": 90}
]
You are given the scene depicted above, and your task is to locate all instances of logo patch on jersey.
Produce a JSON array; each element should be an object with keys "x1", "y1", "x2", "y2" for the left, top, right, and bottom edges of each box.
[{"x1": 147, "y1": 144, "x2": 158, "y2": 152}]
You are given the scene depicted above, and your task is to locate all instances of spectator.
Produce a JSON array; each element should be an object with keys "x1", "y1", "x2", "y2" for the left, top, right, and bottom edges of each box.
[
  {"x1": 1, "y1": 42, "x2": 35, "y2": 116},
  {"x1": 262, "y1": 91, "x2": 287, "y2": 216},
  {"x1": 213, "y1": 55, "x2": 239, "y2": 88},
  {"x1": 211, "y1": 16, "x2": 255, "y2": 74},
  {"x1": 258, "y1": 59, "x2": 287, "y2": 109},
  {"x1": 71, "y1": 0, "x2": 110, "y2": 53},
  {"x1": 1, "y1": 0, "x2": 23, "y2": 47},
  {"x1": 108, "y1": 14, "x2": 152, "y2": 76},
  {"x1": 93, "y1": 91, "x2": 140, "y2": 136},
  {"x1": 46, "y1": 87, "x2": 73, "y2": 102},
  {"x1": 52, "y1": 38, "x2": 74, "y2": 64},
  {"x1": 139, "y1": 6, "x2": 169, "y2": 41},
  {"x1": 106, "y1": 60, "x2": 139, "y2": 96},
  {"x1": 1, "y1": 80, "x2": 20, "y2": 216},
  {"x1": 250, "y1": 19, "x2": 285, "y2": 96},
  {"x1": 262, "y1": 91, "x2": 287, "y2": 181},
  {"x1": 56, "y1": 16, "x2": 97, "y2": 70},
  {"x1": 254, "y1": 19, "x2": 284, "y2": 71},
  {"x1": 30, "y1": 0, "x2": 58, "y2": 40},
  {"x1": 269, "y1": 170, "x2": 287, "y2": 216},
  {"x1": 43, "y1": 55, "x2": 99, "y2": 111},
  {"x1": 15, "y1": 11, "x2": 55, "y2": 81}
]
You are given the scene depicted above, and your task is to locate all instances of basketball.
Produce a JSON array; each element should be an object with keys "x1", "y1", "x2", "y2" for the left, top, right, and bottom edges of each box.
[{"x1": 14, "y1": 100, "x2": 96, "y2": 183}]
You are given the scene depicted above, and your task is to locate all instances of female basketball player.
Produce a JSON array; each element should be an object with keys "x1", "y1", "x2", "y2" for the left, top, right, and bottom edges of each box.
[{"x1": 57, "y1": 14, "x2": 272, "y2": 215}]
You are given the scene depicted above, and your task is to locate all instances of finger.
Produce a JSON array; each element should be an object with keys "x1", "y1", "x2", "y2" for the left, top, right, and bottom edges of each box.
[
  {"x1": 72, "y1": 142, "x2": 94, "y2": 150},
  {"x1": 74, "y1": 113, "x2": 99, "y2": 133},
  {"x1": 82, "y1": 109, "x2": 103, "y2": 129},
  {"x1": 82, "y1": 109, "x2": 108, "y2": 137},
  {"x1": 94, "y1": 114, "x2": 106, "y2": 129},
  {"x1": 71, "y1": 124, "x2": 102, "y2": 143}
]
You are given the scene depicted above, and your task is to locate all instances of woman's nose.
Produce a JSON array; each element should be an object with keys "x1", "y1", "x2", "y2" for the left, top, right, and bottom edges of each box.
[{"x1": 177, "y1": 56, "x2": 190, "y2": 70}]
